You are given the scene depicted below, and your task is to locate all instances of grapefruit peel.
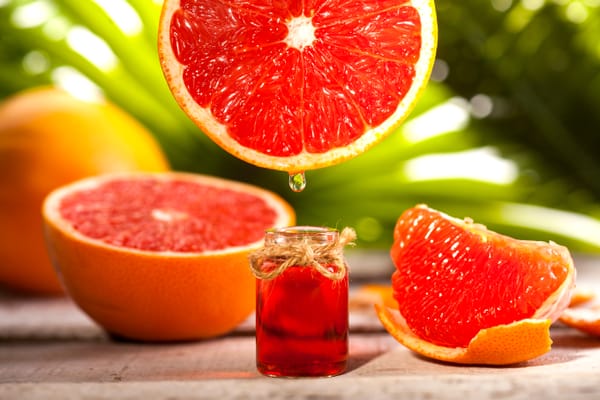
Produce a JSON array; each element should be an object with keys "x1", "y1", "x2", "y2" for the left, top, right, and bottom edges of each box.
[{"x1": 375, "y1": 304, "x2": 553, "y2": 365}]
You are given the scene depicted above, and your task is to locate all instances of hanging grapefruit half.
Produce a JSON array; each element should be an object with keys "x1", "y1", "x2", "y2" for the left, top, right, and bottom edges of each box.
[
  {"x1": 375, "y1": 204, "x2": 576, "y2": 365},
  {"x1": 42, "y1": 172, "x2": 295, "y2": 341},
  {"x1": 158, "y1": 0, "x2": 437, "y2": 172}
]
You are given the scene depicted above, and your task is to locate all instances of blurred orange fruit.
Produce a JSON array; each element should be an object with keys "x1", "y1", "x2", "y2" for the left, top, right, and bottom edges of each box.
[
  {"x1": 158, "y1": 0, "x2": 437, "y2": 172},
  {"x1": 42, "y1": 172, "x2": 295, "y2": 341},
  {"x1": 0, "y1": 87, "x2": 169, "y2": 295},
  {"x1": 377, "y1": 204, "x2": 575, "y2": 365}
]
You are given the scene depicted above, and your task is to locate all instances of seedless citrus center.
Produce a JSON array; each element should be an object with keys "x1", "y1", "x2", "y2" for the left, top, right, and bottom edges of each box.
[
  {"x1": 151, "y1": 208, "x2": 188, "y2": 223},
  {"x1": 284, "y1": 16, "x2": 316, "y2": 50}
]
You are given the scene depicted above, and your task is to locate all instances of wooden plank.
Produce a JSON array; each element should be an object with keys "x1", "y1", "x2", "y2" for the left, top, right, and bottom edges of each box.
[{"x1": 1, "y1": 254, "x2": 599, "y2": 399}]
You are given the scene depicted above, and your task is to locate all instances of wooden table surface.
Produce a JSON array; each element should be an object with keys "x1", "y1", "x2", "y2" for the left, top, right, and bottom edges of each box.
[{"x1": 1, "y1": 253, "x2": 600, "y2": 399}]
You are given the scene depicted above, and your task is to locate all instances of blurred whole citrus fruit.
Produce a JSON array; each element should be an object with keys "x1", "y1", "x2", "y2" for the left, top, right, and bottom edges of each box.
[
  {"x1": 0, "y1": 87, "x2": 169, "y2": 295},
  {"x1": 376, "y1": 204, "x2": 575, "y2": 365},
  {"x1": 158, "y1": 0, "x2": 437, "y2": 172},
  {"x1": 42, "y1": 172, "x2": 295, "y2": 341}
]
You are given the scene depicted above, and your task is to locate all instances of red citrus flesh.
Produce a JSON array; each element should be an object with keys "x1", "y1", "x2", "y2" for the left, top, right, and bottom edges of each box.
[
  {"x1": 391, "y1": 205, "x2": 574, "y2": 348},
  {"x1": 58, "y1": 177, "x2": 278, "y2": 252}
]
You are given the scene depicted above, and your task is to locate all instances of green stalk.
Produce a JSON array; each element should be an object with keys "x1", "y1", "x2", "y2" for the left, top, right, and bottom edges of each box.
[
  {"x1": 304, "y1": 131, "x2": 484, "y2": 191},
  {"x1": 302, "y1": 179, "x2": 529, "y2": 203},
  {"x1": 56, "y1": 0, "x2": 190, "y2": 125},
  {"x1": 0, "y1": 28, "x2": 172, "y2": 127}
]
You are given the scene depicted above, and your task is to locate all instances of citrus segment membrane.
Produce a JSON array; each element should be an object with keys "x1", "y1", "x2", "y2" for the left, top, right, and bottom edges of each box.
[
  {"x1": 390, "y1": 204, "x2": 575, "y2": 348},
  {"x1": 159, "y1": 0, "x2": 437, "y2": 171}
]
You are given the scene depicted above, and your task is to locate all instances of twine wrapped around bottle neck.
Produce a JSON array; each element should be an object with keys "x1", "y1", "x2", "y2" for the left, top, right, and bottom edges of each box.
[{"x1": 249, "y1": 227, "x2": 356, "y2": 281}]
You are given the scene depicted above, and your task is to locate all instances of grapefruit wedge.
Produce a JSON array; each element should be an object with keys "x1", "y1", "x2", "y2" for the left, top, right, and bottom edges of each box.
[
  {"x1": 376, "y1": 204, "x2": 576, "y2": 365},
  {"x1": 158, "y1": 0, "x2": 437, "y2": 172},
  {"x1": 42, "y1": 172, "x2": 295, "y2": 341}
]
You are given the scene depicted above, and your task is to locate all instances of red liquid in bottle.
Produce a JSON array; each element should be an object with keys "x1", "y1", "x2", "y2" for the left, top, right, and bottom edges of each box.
[{"x1": 256, "y1": 262, "x2": 348, "y2": 377}]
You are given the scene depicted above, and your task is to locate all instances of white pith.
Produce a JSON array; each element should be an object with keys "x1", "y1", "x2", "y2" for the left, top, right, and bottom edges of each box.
[{"x1": 284, "y1": 15, "x2": 316, "y2": 50}]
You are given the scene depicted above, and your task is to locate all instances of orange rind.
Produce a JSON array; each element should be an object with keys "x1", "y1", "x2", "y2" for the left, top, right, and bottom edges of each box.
[{"x1": 375, "y1": 304, "x2": 553, "y2": 365}]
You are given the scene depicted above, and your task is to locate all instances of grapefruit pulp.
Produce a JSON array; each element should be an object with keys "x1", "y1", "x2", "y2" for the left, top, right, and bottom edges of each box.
[
  {"x1": 377, "y1": 204, "x2": 575, "y2": 364},
  {"x1": 158, "y1": 0, "x2": 437, "y2": 171},
  {"x1": 42, "y1": 172, "x2": 295, "y2": 341}
]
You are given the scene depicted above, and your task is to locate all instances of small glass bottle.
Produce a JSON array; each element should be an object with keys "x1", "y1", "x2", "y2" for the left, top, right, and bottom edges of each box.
[{"x1": 250, "y1": 226, "x2": 355, "y2": 377}]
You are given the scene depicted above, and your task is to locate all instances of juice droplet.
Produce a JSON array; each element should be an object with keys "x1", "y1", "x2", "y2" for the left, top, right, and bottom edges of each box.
[{"x1": 288, "y1": 172, "x2": 306, "y2": 192}]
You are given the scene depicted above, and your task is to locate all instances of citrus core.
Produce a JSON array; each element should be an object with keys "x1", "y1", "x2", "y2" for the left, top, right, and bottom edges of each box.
[{"x1": 158, "y1": 0, "x2": 437, "y2": 172}]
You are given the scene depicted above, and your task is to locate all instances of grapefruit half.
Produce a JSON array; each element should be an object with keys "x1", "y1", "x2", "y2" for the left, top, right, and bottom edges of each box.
[
  {"x1": 42, "y1": 172, "x2": 295, "y2": 341},
  {"x1": 158, "y1": 0, "x2": 437, "y2": 172}
]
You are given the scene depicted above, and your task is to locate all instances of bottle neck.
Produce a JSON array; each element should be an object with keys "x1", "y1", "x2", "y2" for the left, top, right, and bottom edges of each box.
[{"x1": 264, "y1": 226, "x2": 339, "y2": 247}]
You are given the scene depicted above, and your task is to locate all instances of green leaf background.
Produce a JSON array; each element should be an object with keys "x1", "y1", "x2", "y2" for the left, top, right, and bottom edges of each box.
[{"x1": 2, "y1": 0, "x2": 600, "y2": 252}]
